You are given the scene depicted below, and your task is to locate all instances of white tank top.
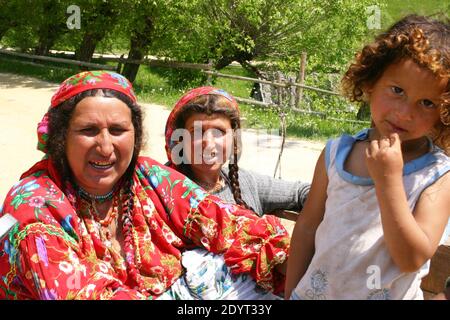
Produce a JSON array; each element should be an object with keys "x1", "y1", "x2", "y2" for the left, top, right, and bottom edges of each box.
[{"x1": 292, "y1": 129, "x2": 450, "y2": 300}]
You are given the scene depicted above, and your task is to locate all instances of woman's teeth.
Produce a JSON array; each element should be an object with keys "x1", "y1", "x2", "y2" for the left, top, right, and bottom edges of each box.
[{"x1": 90, "y1": 161, "x2": 114, "y2": 169}]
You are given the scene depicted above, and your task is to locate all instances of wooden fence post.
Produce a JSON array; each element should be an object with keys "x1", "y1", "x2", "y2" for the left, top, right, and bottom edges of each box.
[
  {"x1": 295, "y1": 52, "x2": 307, "y2": 109},
  {"x1": 289, "y1": 77, "x2": 296, "y2": 109},
  {"x1": 116, "y1": 53, "x2": 125, "y2": 74},
  {"x1": 276, "y1": 72, "x2": 283, "y2": 106}
]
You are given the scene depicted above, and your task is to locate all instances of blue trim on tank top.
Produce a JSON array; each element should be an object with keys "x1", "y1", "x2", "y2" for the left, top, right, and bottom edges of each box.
[{"x1": 335, "y1": 128, "x2": 438, "y2": 186}]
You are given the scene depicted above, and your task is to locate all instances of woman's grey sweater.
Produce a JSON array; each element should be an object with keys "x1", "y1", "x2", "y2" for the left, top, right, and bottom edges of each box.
[{"x1": 214, "y1": 168, "x2": 310, "y2": 216}]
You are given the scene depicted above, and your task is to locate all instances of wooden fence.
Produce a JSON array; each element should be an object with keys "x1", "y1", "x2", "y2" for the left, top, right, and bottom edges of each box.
[
  {"x1": 0, "y1": 48, "x2": 117, "y2": 71},
  {"x1": 0, "y1": 48, "x2": 369, "y2": 125}
]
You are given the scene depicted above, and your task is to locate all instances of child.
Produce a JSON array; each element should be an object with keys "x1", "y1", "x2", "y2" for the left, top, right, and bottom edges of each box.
[{"x1": 285, "y1": 14, "x2": 450, "y2": 300}]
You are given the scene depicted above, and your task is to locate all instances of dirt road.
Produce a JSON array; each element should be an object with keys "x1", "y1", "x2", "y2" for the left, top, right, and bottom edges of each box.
[{"x1": 0, "y1": 72, "x2": 323, "y2": 202}]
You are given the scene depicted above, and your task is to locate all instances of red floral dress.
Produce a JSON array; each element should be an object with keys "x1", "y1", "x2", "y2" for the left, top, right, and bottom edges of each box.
[{"x1": 0, "y1": 156, "x2": 289, "y2": 299}]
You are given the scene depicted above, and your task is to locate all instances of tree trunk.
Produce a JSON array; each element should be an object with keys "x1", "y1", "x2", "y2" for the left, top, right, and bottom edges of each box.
[
  {"x1": 75, "y1": 31, "x2": 106, "y2": 63},
  {"x1": 34, "y1": 42, "x2": 50, "y2": 56},
  {"x1": 74, "y1": 1, "x2": 118, "y2": 64},
  {"x1": 34, "y1": 35, "x2": 56, "y2": 56},
  {"x1": 122, "y1": 17, "x2": 154, "y2": 83},
  {"x1": 34, "y1": 23, "x2": 64, "y2": 56},
  {"x1": 33, "y1": 0, "x2": 64, "y2": 56},
  {"x1": 240, "y1": 60, "x2": 264, "y2": 79},
  {"x1": 214, "y1": 51, "x2": 259, "y2": 77},
  {"x1": 214, "y1": 56, "x2": 235, "y2": 70},
  {"x1": 122, "y1": 43, "x2": 145, "y2": 83}
]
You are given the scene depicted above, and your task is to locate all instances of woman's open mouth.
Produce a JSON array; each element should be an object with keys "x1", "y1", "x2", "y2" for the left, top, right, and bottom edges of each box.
[
  {"x1": 89, "y1": 160, "x2": 115, "y2": 170},
  {"x1": 203, "y1": 151, "x2": 220, "y2": 164}
]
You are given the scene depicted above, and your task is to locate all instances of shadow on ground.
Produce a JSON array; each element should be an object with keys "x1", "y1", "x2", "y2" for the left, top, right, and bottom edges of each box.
[{"x1": 0, "y1": 72, "x2": 58, "y2": 89}]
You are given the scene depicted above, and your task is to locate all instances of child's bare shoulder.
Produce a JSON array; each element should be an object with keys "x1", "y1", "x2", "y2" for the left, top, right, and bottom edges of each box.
[
  {"x1": 344, "y1": 140, "x2": 371, "y2": 178},
  {"x1": 423, "y1": 170, "x2": 450, "y2": 194}
]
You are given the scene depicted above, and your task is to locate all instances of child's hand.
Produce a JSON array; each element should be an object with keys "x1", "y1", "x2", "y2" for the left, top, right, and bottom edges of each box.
[{"x1": 365, "y1": 133, "x2": 404, "y2": 183}]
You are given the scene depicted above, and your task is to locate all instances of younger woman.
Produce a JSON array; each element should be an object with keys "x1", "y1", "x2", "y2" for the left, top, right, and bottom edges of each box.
[
  {"x1": 159, "y1": 86, "x2": 310, "y2": 299},
  {"x1": 165, "y1": 86, "x2": 310, "y2": 216}
]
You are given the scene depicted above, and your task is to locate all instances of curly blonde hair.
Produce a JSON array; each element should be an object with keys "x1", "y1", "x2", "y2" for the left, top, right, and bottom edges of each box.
[{"x1": 342, "y1": 14, "x2": 450, "y2": 153}]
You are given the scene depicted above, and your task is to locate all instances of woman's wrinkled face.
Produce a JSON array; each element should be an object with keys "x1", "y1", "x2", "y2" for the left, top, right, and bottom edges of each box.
[
  {"x1": 183, "y1": 112, "x2": 233, "y2": 177},
  {"x1": 66, "y1": 96, "x2": 135, "y2": 195}
]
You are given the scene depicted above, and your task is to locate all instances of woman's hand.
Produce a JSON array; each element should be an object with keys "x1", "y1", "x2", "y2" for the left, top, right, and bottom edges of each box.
[{"x1": 365, "y1": 133, "x2": 404, "y2": 184}]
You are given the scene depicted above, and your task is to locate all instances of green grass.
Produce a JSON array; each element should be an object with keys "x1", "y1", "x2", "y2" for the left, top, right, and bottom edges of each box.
[
  {"x1": 132, "y1": 64, "x2": 256, "y2": 110},
  {"x1": 239, "y1": 104, "x2": 366, "y2": 140},
  {"x1": 132, "y1": 65, "x2": 186, "y2": 108},
  {"x1": 213, "y1": 65, "x2": 255, "y2": 99}
]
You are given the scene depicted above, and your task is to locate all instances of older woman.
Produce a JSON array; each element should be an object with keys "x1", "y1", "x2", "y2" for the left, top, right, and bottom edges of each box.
[{"x1": 0, "y1": 71, "x2": 289, "y2": 300}]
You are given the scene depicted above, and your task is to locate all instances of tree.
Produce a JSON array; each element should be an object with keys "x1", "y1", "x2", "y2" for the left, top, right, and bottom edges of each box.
[
  {"x1": 0, "y1": 0, "x2": 20, "y2": 42},
  {"x1": 74, "y1": 0, "x2": 121, "y2": 62},
  {"x1": 0, "y1": 0, "x2": 70, "y2": 54},
  {"x1": 121, "y1": 0, "x2": 159, "y2": 82},
  {"x1": 205, "y1": 0, "x2": 381, "y2": 75},
  {"x1": 152, "y1": 0, "x2": 380, "y2": 78},
  {"x1": 33, "y1": 0, "x2": 71, "y2": 55}
]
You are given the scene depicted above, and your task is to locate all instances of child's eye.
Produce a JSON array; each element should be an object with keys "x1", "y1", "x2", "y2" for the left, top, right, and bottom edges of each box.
[
  {"x1": 391, "y1": 86, "x2": 404, "y2": 95},
  {"x1": 419, "y1": 99, "x2": 436, "y2": 109}
]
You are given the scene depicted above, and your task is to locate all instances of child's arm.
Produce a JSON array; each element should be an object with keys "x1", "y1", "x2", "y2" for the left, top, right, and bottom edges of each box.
[
  {"x1": 366, "y1": 133, "x2": 450, "y2": 272},
  {"x1": 284, "y1": 149, "x2": 328, "y2": 299}
]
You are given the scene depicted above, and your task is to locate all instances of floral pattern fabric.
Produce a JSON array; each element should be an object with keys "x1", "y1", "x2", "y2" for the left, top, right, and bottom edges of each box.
[
  {"x1": 50, "y1": 70, "x2": 136, "y2": 108},
  {"x1": 0, "y1": 156, "x2": 289, "y2": 300}
]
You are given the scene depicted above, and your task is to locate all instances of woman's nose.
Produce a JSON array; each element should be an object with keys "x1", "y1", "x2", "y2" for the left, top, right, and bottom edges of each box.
[
  {"x1": 202, "y1": 130, "x2": 216, "y2": 148},
  {"x1": 96, "y1": 130, "x2": 114, "y2": 156}
]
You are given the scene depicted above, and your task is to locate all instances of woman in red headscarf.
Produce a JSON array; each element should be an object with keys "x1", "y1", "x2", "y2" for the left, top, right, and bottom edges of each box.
[
  {"x1": 164, "y1": 86, "x2": 310, "y2": 216},
  {"x1": 0, "y1": 71, "x2": 289, "y2": 300}
]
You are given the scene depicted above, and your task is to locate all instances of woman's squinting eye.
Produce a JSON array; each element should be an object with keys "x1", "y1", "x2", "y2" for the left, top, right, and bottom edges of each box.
[
  {"x1": 110, "y1": 127, "x2": 126, "y2": 135},
  {"x1": 391, "y1": 86, "x2": 404, "y2": 95},
  {"x1": 189, "y1": 128, "x2": 227, "y2": 138},
  {"x1": 79, "y1": 127, "x2": 97, "y2": 135}
]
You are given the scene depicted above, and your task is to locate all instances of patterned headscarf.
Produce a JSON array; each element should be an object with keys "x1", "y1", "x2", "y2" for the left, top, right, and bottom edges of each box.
[
  {"x1": 37, "y1": 70, "x2": 137, "y2": 153},
  {"x1": 164, "y1": 86, "x2": 239, "y2": 165}
]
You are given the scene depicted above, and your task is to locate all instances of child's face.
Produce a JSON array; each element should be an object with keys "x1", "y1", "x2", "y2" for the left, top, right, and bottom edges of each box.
[
  {"x1": 183, "y1": 112, "x2": 233, "y2": 177},
  {"x1": 367, "y1": 58, "x2": 447, "y2": 142}
]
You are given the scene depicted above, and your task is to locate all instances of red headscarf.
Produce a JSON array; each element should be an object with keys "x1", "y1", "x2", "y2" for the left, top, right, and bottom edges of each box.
[
  {"x1": 37, "y1": 70, "x2": 136, "y2": 153},
  {"x1": 164, "y1": 86, "x2": 239, "y2": 166}
]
